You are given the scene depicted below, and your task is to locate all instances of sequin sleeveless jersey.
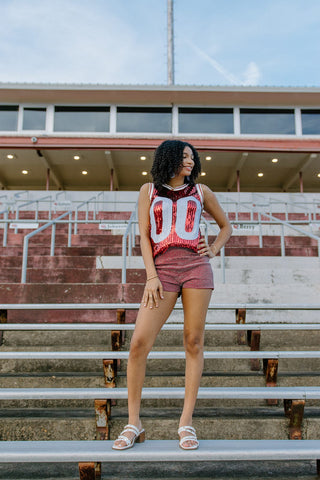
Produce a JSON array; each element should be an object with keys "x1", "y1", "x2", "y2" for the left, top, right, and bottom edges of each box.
[{"x1": 149, "y1": 183, "x2": 204, "y2": 258}]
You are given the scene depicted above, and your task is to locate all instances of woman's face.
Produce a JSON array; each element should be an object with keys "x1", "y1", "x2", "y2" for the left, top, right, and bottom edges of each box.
[{"x1": 178, "y1": 146, "x2": 194, "y2": 177}]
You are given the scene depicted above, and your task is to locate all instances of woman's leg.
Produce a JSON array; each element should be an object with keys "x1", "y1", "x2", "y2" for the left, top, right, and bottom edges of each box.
[
  {"x1": 113, "y1": 291, "x2": 178, "y2": 448},
  {"x1": 179, "y1": 288, "x2": 212, "y2": 446}
]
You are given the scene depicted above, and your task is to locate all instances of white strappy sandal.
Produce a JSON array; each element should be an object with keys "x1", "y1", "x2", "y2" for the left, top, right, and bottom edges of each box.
[
  {"x1": 112, "y1": 424, "x2": 145, "y2": 450},
  {"x1": 178, "y1": 426, "x2": 199, "y2": 450}
]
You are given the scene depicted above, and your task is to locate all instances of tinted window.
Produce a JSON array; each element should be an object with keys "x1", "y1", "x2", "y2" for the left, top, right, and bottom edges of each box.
[
  {"x1": 179, "y1": 107, "x2": 233, "y2": 134},
  {"x1": 301, "y1": 109, "x2": 320, "y2": 135},
  {"x1": 54, "y1": 106, "x2": 110, "y2": 132},
  {"x1": 240, "y1": 108, "x2": 295, "y2": 134},
  {"x1": 23, "y1": 107, "x2": 46, "y2": 130},
  {"x1": 0, "y1": 106, "x2": 18, "y2": 131},
  {"x1": 117, "y1": 107, "x2": 172, "y2": 133}
]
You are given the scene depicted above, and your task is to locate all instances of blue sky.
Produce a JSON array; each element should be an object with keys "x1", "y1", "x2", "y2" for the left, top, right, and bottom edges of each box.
[{"x1": 0, "y1": 0, "x2": 319, "y2": 86}]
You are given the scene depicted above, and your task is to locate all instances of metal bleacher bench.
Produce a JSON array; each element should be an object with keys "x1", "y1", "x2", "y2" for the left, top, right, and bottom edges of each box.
[
  {"x1": 1, "y1": 303, "x2": 320, "y2": 478},
  {"x1": 0, "y1": 439, "x2": 320, "y2": 478}
]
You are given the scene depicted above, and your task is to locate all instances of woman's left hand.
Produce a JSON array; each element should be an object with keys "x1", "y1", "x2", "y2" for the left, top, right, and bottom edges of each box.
[{"x1": 197, "y1": 237, "x2": 216, "y2": 258}]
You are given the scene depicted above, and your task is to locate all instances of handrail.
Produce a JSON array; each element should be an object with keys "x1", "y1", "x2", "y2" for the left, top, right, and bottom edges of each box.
[
  {"x1": 0, "y1": 207, "x2": 9, "y2": 247},
  {"x1": 201, "y1": 216, "x2": 226, "y2": 283},
  {"x1": 73, "y1": 193, "x2": 103, "y2": 234},
  {"x1": 21, "y1": 210, "x2": 73, "y2": 283},
  {"x1": 224, "y1": 197, "x2": 320, "y2": 257},
  {"x1": 13, "y1": 191, "x2": 29, "y2": 200},
  {"x1": 14, "y1": 196, "x2": 53, "y2": 233},
  {"x1": 121, "y1": 207, "x2": 137, "y2": 283}
]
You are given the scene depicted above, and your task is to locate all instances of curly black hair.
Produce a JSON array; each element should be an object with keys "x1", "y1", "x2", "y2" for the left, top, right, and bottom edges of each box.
[{"x1": 150, "y1": 140, "x2": 201, "y2": 191}]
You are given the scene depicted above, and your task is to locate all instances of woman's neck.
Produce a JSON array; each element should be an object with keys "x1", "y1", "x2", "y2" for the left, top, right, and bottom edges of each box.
[{"x1": 167, "y1": 177, "x2": 185, "y2": 189}]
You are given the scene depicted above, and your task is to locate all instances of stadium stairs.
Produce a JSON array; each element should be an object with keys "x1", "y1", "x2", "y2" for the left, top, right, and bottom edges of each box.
[{"x1": 0, "y1": 208, "x2": 320, "y2": 479}]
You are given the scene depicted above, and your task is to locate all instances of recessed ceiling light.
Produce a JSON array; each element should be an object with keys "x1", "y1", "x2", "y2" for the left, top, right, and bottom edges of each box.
[
  {"x1": 200, "y1": 172, "x2": 206, "y2": 176},
  {"x1": 81, "y1": 170, "x2": 88, "y2": 175},
  {"x1": 74, "y1": 155, "x2": 80, "y2": 160},
  {"x1": 142, "y1": 171, "x2": 148, "y2": 176},
  {"x1": 271, "y1": 158, "x2": 278, "y2": 163},
  {"x1": 258, "y1": 172, "x2": 264, "y2": 177},
  {"x1": 7, "y1": 154, "x2": 14, "y2": 159},
  {"x1": 205, "y1": 156, "x2": 212, "y2": 161},
  {"x1": 22, "y1": 170, "x2": 28, "y2": 175},
  {"x1": 140, "y1": 156, "x2": 147, "y2": 161},
  {"x1": 317, "y1": 173, "x2": 320, "y2": 178}
]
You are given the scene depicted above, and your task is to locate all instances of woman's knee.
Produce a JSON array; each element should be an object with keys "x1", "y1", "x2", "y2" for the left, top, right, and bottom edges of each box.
[
  {"x1": 130, "y1": 333, "x2": 151, "y2": 359},
  {"x1": 184, "y1": 332, "x2": 204, "y2": 356}
]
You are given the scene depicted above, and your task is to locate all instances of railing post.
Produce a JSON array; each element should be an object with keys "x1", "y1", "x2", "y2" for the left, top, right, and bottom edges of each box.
[
  {"x1": 3, "y1": 211, "x2": 8, "y2": 247},
  {"x1": 21, "y1": 236, "x2": 29, "y2": 284},
  {"x1": 51, "y1": 223, "x2": 56, "y2": 256},
  {"x1": 281, "y1": 224, "x2": 285, "y2": 256},
  {"x1": 68, "y1": 212, "x2": 72, "y2": 247},
  {"x1": 221, "y1": 246, "x2": 225, "y2": 284},
  {"x1": 74, "y1": 209, "x2": 78, "y2": 235},
  {"x1": 122, "y1": 234, "x2": 127, "y2": 284},
  {"x1": 258, "y1": 213, "x2": 263, "y2": 248}
]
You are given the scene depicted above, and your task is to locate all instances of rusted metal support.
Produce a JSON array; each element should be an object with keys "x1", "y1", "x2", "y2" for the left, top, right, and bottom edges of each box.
[
  {"x1": 0, "y1": 310, "x2": 7, "y2": 346},
  {"x1": 248, "y1": 329, "x2": 261, "y2": 371},
  {"x1": 79, "y1": 462, "x2": 100, "y2": 480},
  {"x1": 263, "y1": 358, "x2": 279, "y2": 405},
  {"x1": 111, "y1": 309, "x2": 126, "y2": 351},
  {"x1": 286, "y1": 399, "x2": 305, "y2": 440},
  {"x1": 95, "y1": 399, "x2": 111, "y2": 440},
  {"x1": 103, "y1": 359, "x2": 117, "y2": 387},
  {"x1": 236, "y1": 308, "x2": 246, "y2": 345}
]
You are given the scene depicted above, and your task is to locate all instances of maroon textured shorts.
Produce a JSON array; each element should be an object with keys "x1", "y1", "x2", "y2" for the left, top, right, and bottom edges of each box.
[{"x1": 154, "y1": 247, "x2": 214, "y2": 294}]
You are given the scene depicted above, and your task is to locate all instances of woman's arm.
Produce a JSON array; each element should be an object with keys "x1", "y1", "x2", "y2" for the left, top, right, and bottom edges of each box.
[
  {"x1": 198, "y1": 184, "x2": 232, "y2": 258},
  {"x1": 138, "y1": 183, "x2": 164, "y2": 307}
]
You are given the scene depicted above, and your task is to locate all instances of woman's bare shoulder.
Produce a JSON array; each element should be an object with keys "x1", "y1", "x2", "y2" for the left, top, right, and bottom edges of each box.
[{"x1": 139, "y1": 183, "x2": 151, "y2": 195}]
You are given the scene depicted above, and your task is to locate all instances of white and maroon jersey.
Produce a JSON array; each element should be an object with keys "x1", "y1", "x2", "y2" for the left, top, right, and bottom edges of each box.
[{"x1": 148, "y1": 183, "x2": 204, "y2": 257}]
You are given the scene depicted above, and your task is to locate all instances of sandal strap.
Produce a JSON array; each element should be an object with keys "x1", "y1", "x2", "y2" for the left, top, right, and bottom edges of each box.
[
  {"x1": 120, "y1": 424, "x2": 140, "y2": 436},
  {"x1": 116, "y1": 435, "x2": 132, "y2": 446},
  {"x1": 178, "y1": 426, "x2": 196, "y2": 436},
  {"x1": 179, "y1": 435, "x2": 199, "y2": 446}
]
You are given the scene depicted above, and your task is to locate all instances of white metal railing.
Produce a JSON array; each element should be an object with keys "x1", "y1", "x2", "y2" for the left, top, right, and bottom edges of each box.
[
  {"x1": 121, "y1": 204, "x2": 138, "y2": 283},
  {"x1": 21, "y1": 210, "x2": 73, "y2": 283},
  {"x1": 1, "y1": 302, "x2": 319, "y2": 310}
]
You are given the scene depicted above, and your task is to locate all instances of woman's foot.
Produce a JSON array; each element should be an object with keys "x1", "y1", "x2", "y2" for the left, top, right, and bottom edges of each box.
[
  {"x1": 178, "y1": 426, "x2": 199, "y2": 450},
  {"x1": 112, "y1": 424, "x2": 145, "y2": 450}
]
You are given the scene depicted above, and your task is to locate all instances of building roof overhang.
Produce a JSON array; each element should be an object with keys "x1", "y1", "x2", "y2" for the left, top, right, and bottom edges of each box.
[{"x1": 1, "y1": 83, "x2": 320, "y2": 106}]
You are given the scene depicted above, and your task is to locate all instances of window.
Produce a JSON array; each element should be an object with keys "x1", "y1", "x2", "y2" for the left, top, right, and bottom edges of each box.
[
  {"x1": 23, "y1": 107, "x2": 46, "y2": 130},
  {"x1": 117, "y1": 107, "x2": 172, "y2": 133},
  {"x1": 240, "y1": 108, "x2": 295, "y2": 135},
  {"x1": 179, "y1": 107, "x2": 233, "y2": 134},
  {"x1": 54, "y1": 106, "x2": 110, "y2": 132},
  {"x1": 301, "y1": 109, "x2": 320, "y2": 135},
  {"x1": 0, "y1": 106, "x2": 18, "y2": 131}
]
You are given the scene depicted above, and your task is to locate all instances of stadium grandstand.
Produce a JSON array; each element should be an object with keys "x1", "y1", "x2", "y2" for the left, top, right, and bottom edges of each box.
[{"x1": 0, "y1": 80, "x2": 320, "y2": 479}]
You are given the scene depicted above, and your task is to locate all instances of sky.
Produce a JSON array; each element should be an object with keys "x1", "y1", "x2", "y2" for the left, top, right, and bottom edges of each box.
[{"x1": 0, "y1": 0, "x2": 319, "y2": 87}]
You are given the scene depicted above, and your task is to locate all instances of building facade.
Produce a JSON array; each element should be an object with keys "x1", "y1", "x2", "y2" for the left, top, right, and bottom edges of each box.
[{"x1": 0, "y1": 83, "x2": 319, "y2": 192}]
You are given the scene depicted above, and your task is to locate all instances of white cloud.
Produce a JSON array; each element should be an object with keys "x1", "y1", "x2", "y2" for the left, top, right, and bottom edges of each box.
[
  {"x1": 185, "y1": 40, "x2": 240, "y2": 85},
  {"x1": 185, "y1": 40, "x2": 261, "y2": 87},
  {"x1": 242, "y1": 62, "x2": 261, "y2": 86},
  {"x1": 0, "y1": 0, "x2": 166, "y2": 84}
]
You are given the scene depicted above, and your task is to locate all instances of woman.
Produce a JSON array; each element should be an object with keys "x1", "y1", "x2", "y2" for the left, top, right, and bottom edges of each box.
[{"x1": 113, "y1": 140, "x2": 232, "y2": 450}]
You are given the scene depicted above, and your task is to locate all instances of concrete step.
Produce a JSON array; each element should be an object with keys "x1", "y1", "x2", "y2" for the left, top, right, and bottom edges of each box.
[
  {"x1": 2, "y1": 344, "x2": 320, "y2": 374},
  {"x1": 0, "y1": 463, "x2": 317, "y2": 480},
  {"x1": 0, "y1": 462, "x2": 316, "y2": 480},
  {"x1": 3, "y1": 329, "x2": 320, "y2": 349},
  {"x1": 1, "y1": 405, "x2": 319, "y2": 442},
  {"x1": 0, "y1": 255, "x2": 96, "y2": 268}
]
